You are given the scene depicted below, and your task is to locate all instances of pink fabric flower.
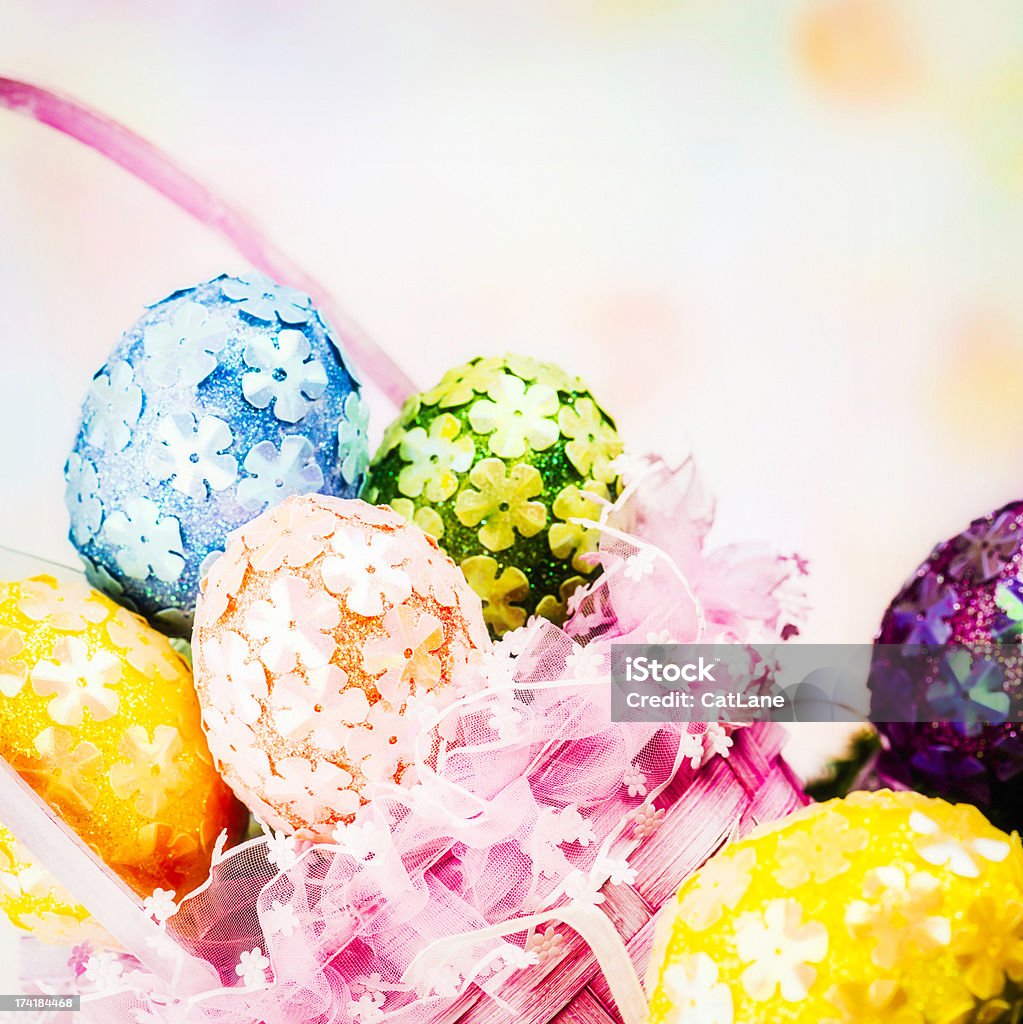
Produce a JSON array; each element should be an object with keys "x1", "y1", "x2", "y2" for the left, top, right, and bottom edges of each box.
[
  {"x1": 265, "y1": 757, "x2": 360, "y2": 825},
  {"x1": 321, "y1": 527, "x2": 411, "y2": 616},
  {"x1": 242, "y1": 499, "x2": 336, "y2": 572},
  {"x1": 201, "y1": 629, "x2": 268, "y2": 725},
  {"x1": 198, "y1": 536, "x2": 249, "y2": 624},
  {"x1": 244, "y1": 575, "x2": 339, "y2": 674},
  {"x1": 362, "y1": 606, "x2": 444, "y2": 701}
]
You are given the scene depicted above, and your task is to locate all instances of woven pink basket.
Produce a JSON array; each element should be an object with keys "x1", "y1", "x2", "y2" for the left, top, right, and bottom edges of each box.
[{"x1": 447, "y1": 723, "x2": 806, "y2": 1024}]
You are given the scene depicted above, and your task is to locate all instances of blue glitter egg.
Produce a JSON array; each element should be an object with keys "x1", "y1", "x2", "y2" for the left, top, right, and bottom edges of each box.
[{"x1": 65, "y1": 273, "x2": 369, "y2": 635}]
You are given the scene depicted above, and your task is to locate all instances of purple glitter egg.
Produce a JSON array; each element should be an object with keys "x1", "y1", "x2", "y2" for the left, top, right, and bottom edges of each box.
[{"x1": 870, "y1": 501, "x2": 1023, "y2": 828}]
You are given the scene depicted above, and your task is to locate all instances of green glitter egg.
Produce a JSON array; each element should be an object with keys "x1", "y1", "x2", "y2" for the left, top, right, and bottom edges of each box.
[{"x1": 362, "y1": 355, "x2": 623, "y2": 636}]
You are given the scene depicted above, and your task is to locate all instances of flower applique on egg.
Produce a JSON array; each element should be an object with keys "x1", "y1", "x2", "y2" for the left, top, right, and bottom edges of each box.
[
  {"x1": 870, "y1": 500, "x2": 1023, "y2": 829},
  {"x1": 191, "y1": 494, "x2": 490, "y2": 840},
  {"x1": 646, "y1": 789, "x2": 1023, "y2": 1024},
  {"x1": 0, "y1": 575, "x2": 247, "y2": 942},
  {"x1": 362, "y1": 354, "x2": 623, "y2": 636},
  {"x1": 65, "y1": 272, "x2": 369, "y2": 635}
]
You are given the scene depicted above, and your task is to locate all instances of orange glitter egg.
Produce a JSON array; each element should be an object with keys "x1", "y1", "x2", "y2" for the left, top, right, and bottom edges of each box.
[
  {"x1": 192, "y1": 494, "x2": 490, "y2": 839},
  {"x1": 0, "y1": 575, "x2": 247, "y2": 942}
]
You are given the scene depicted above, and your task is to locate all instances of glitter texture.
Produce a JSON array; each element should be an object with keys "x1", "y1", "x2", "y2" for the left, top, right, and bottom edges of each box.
[
  {"x1": 0, "y1": 575, "x2": 247, "y2": 942},
  {"x1": 65, "y1": 273, "x2": 366, "y2": 635},
  {"x1": 191, "y1": 494, "x2": 490, "y2": 839},
  {"x1": 362, "y1": 355, "x2": 622, "y2": 636},
  {"x1": 871, "y1": 501, "x2": 1023, "y2": 829},
  {"x1": 646, "y1": 790, "x2": 1023, "y2": 1024}
]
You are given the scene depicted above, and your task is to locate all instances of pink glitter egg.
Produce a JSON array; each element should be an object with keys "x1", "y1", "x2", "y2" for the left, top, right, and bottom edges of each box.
[{"x1": 192, "y1": 494, "x2": 490, "y2": 838}]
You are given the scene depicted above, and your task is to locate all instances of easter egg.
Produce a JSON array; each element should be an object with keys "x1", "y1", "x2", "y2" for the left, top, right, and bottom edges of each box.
[
  {"x1": 870, "y1": 501, "x2": 1023, "y2": 828},
  {"x1": 191, "y1": 494, "x2": 489, "y2": 839},
  {"x1": 646, "y1": 790, "x2": 1023, "y2": 1024},
  {"x1": 0, "y1": 825, "x2": 111, "y2": 946},
  {"x1": 362, "y1": 355, "x2": 622, "y2": 636},
  {"x1": 65, "y1": 272, "x2": 368, "y2": 635},
  {"x1": 0, "y1": 576, "x2": 247, "y2": 941}
]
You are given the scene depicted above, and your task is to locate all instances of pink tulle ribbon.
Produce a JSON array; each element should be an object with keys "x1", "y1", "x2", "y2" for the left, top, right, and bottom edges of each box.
[
  {"x1": 0, "y1": 75, "x2": 416, "y2": 407},
  {"x1": 16, "y1": 455, "x2": 808, "y2": 1024}
]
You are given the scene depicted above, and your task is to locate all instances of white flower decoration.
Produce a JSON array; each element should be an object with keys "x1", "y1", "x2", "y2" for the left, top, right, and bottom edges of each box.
[
  {"x1": 344, "y1": 717, "x2": 406, "y2": 788},
  {"x1": 908, "y1": 811, "x2": 1011, "y2": 879},
  {"x1": 488, "y1": 697, "x2": 524, "y2": 741},
  {"x1": 306, "y1": 680, "x2": 372, "y2": 749},
  {"x1": 263, "y1": 829, "x2": 300, "y2": 871},
  {"x1": 338, "y1": 391, "x2": 370, "y2": 485},
  {"x1": 222, "y1": 273, "x2": 313, "y2": 324},
  {"x1": 596, "y1": 856, "x2": 637, "y2": 887},
  {"x1": 143, "y1": 301, "x2": 231, "y2": 387},
  {"x1": 565, "y1": 644, "x2": 604, "y2": 680},
  {"x1": 401, "y1": 688, "x2": 459, "y2": 742},
  {"x1": 31, "y1": 636, "x2": 121, "y2": 725},
  {"x1": 624, "y1": 548, "x2": 657, "y2": 582},
  {"x1": 263, "y1": 899, "x2": 299, "y2": 937},
  {"x1": 147, "y1": 412, "x2": 237, "y2": 501},
  {"x1": 555, "y1": 804, "x2": 597, "y2": 847},
  {"x1": 563, "y1": 869, "x2": 605, "y2": 906},
  {"x1": 332, "y1": 818, "x2": 389, "y2": 861},
  {"x1": 622, "y1": 767, "x2": 647, "y2": 798},
  {"x1": 321, "y1": 528, "x2": 412, "y2": 617},
  {"x1": 83, "y1": 950, "x2": 126, "y2": 990},
  {"x1": 102, "y1": 497, "x2": 185, "y2": 582},
  {"x1": 425, "y1": 962, "x2": 463, "y2": 998},
  {"x1": 84, "y1": 359, "x2": 142, "y2": 452},
  {"x1": 245, "y1": 575, "x2": 339, "y2": 673},
  {"x1": 65, "y1": 453, "x2": 104, "y2": 545},
  {"x1": 142, "y1": 887, "x2": 178, "y2": 924},
  {"x1": 705, "y1": 723, "x2": 733, "y2": 759},
  {"x1": 662, "y1": 954, "x2": 734, "y2": 1024},
  {"x1": 351, "y1": 993, "x2": 385, "y2": 1024},
  {"x1": 494, "y1": 942, "x2": 540, "y2": 970},
  {"x1": 235, "y1": 947, "x2": 271, "y2": 987},
  {"x1": 735, "y1": 899, "x2": 828, "y2": 1002},
  {"x1": 468, "y1": 375, "x2": 559, "y2": 458},
  {"x1": 242, "y1": 329, "x2": 327, "y2": 423},
  {"x1": 236, "y1": 436, "x2": 325, "y2": 514},
  {"x1": 680, "y1": 732, "x2": 704, "y2": 770}
]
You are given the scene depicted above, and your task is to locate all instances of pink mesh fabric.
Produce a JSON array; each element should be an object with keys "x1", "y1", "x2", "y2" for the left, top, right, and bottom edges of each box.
[{"x1": 38, "y1": 456, "x2": 808, "y2": 1023}]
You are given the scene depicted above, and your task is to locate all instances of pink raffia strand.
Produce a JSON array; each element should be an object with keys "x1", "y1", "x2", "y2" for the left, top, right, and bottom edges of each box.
[{"x1": 0, "y1": 75, "x2": 416, "y2": 408}]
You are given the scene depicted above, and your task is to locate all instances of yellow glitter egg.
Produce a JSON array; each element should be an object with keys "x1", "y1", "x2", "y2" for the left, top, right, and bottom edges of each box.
[
  {"x1": 192, "y1": 494, "x2": 490, "y2": 840},
  {"x1": 645, "y1": 790, "x2": 1023, "y2": 1024},
  {"x1": 0, "y1": 825, "x2": 110, "y2": 946},
  {"x1": 0, "y1": 575, "x2": 247, "y2": 942}
]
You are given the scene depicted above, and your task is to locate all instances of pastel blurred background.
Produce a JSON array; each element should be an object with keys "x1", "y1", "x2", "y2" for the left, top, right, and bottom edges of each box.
[{"x1": 2, "y1": 0, "x2": 1023, "y2": 987}]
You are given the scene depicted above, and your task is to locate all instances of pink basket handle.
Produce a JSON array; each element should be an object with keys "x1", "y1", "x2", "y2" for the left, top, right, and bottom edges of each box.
[{"x1": 0, "y1": 75, "x2": 417, "y2": 407}]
